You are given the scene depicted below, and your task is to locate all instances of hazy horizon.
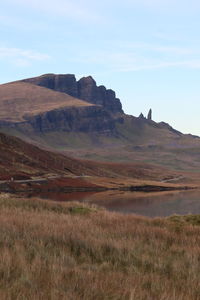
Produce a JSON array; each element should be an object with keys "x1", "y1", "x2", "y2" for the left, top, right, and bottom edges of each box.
[{"x1": 1, "y1": 0, "x2": 200, "y2": 135}]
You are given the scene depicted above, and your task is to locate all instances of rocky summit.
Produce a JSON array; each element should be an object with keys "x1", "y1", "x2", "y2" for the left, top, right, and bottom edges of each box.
[
  {"x1": 22, "y1": 73, "x2": 123, "y2": 114},
  {"x1": 0, "y1": 79, "x2": 123, "y2": 136}
]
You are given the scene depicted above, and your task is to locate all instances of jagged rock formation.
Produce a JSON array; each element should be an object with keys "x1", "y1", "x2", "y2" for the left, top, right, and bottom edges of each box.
[
  {"x1": 77, "y1": 76, "x2": 122, "y2": 113},
  {"x1": 147, "y1": 109, "x2": 152, "y2": 120},
  {"x1": 139, "y1": 113, "x2": 145, "y2": 119},
  {"x1": 22, "y1": 74, "x2": 123, "y2": 114},
  {"x1": 22, "y1": 74, "x2": 79, "y2": 97}
]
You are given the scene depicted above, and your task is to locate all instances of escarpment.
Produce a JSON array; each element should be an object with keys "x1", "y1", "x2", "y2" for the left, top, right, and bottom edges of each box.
[{"x1": 22, "y1": 73, "x2": 123, "y2": 114}]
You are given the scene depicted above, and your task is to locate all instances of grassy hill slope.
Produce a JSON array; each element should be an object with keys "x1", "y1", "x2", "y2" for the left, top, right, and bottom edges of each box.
[
  {"x1": 0, "y1": 194, "x2": 200, "y2": 300},
  {"x1": 0, "y1": 82, "x2": 93, "y2": 122}
]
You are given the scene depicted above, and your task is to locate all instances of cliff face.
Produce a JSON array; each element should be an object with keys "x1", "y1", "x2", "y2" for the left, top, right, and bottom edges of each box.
[
  {"x1": 0, "y1": 104, "x2": 123, "y2": 135},
  {"x1": 22, "y1": 74, "x2": 123, "y2": 114},
  {"x1": 23, "y1": 106, "x2": 123, "y2": 134},
  {"x1": 77, "y1": 76, "x2": 122, "y2": 113},
  {"x1": 23, "y1": 74, "x2": 79, "y2": 98},
  {"x1": 0, "y1": 79, "x2": 124, "y2": 137}
]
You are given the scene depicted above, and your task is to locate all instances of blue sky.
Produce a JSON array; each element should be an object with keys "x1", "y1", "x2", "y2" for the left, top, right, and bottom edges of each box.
[{"x1": 1, "y1": 0, "x2": 200, "y2": 135}]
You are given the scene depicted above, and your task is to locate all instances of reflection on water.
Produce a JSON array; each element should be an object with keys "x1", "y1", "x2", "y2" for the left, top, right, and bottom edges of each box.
[{"x1": 33, "y1": 189, "x2": 200, "y2": 217}]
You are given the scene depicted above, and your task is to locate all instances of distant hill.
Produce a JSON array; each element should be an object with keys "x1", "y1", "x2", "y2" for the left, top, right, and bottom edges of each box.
[{"x1": 0, "y1": 73, "x2": 200, "y2": 171}]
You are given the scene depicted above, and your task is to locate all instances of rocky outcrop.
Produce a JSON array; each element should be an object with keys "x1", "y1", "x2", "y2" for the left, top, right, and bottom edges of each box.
[
  {"x1": 22, "y1": 106, "x2": 124, "y2": 134},
  {"x1": 138, "y1": 113, "x2": 145, "y2": 119},
  {"x1": 22, "y1": 74, "x2": 123, "y2": 114},
  {"x1": 23, "y1": 74, "x2": 79, "y2": 98},
  {"x1": 147, "y1": 109, "x2": 152, "y2": 120},
  {"x1": 77, "y1": 76, "x2": 123, "y2": 113}
]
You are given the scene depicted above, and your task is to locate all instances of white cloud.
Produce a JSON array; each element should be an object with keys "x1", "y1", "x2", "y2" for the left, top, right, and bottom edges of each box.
[{"x1": 0, "y1": 46, "x2": 50, "y2": 67}]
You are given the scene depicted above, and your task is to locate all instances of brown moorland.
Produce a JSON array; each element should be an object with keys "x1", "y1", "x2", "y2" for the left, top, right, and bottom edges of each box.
[
  {"x1": 0, "y1": 82, "x2": 92, "y2": 122},
  {"x1": 0, "y1": 194, "x2": 200, "y2": 300},
  {"x1": 1, "y1": 130, "x2": 199, "y2": 201},
  {"x1": 0, "y1": 131, "x2": 189, "y2": 190},
  {"x1": 0, "y1": 131, "x2": 129, "y2": 181}
]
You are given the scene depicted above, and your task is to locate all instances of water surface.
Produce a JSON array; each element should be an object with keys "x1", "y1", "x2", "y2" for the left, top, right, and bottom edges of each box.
[{"x1": 33, "y1": 189, "x2": 200, "y2": 217}]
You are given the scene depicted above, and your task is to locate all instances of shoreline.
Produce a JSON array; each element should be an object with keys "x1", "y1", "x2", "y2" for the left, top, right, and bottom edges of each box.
[{"x1": 0, "y1": 177, "x2": 196, "y2": 194}]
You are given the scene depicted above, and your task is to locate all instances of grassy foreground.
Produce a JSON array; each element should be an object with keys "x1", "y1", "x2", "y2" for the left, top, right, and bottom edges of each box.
[{"x1": 0, "y1": 194, "x2": 200, "y2": 299}]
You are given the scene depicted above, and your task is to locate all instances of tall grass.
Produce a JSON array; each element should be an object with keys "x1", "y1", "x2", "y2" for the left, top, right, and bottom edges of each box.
[{"x1": 0, "y1": 194, "x2": 200, "y2": 299}]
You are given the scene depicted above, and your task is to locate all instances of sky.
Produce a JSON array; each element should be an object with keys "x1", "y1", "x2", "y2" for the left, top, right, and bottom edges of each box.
[{"x1": 1, "y1": 0, "x2": 200, "y2": 135}]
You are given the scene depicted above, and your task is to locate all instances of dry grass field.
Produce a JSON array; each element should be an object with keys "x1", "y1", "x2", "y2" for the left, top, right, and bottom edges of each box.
[
  {"x1": 0, "y1": 82, "x2": 92, "y2": 122},
  {"x1": 0, "y1": 194, "x2": 200, "y2": 299}
]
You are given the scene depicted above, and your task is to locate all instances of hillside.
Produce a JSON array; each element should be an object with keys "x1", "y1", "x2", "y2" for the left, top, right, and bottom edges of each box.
[
  {"x1": 0, "y1": 74, "x2": 200, "y2": 171},
  {"x1": 0, "y1": 131, "x2": 81, "y2": 180},
  {"x1": 0, "y1": 132, "x2": 185, "y2": 190},
  {"x1": 0, "y1": 81, "x2": 93, "y2": 122},
  {"x1": 1, "y1": 195, "x2": 200, "y2": 300}
]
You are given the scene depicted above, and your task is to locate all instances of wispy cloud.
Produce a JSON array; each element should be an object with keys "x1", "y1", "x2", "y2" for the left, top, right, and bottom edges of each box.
[
  {"x1": 8, "y1": 0, "x2": 102, "y2": 23},
  {"x1": 115, "y1": 42, "x2": 199, "y2": 56},
  {"x1": 0, "y1": 46, "x2": 50, "y2": 67},
  {"x1": 125, "y1": 0, "x2": 200, "y2": 11},
  {"x1": 71, "y1": 41, "x2": 200, "y2": 72},
  {"x1": 116, "y1": 60, "x2": 200, "y2": 72},
  {"x1": 0, "y1": 13, "x2": 50, "y2": 31}
]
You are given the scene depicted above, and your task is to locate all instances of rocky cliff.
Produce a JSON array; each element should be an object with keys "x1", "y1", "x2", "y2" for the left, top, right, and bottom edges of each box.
[
  {"x1": 23, "y1": 106, "x2": 123, "y2": 134},
  {"x1": 22, "y1": 74, "x2": 79, "y2": 98},
  {"x1": 22, "y1": 74, "x2": 123, "y2": 114},
  {"x1": 0, "y1": 81, "x2": 123, "y2": 135}
]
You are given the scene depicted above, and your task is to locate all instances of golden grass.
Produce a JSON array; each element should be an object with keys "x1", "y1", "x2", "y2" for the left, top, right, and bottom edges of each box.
[
  {"x1": 0, "y1": 194, "x2": 200, "y2": 299},
  {"x1": 0, "y1": 82, "x2": 92, "y2": 122}
]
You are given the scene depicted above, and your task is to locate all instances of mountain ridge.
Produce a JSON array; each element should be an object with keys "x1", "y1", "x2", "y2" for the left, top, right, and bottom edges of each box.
[
  {"x1": 20, "y1": 73, "x2": 123, "y2": 114},
  {"x1": 1, "y1": 73, "x2": 200, "y2": 171}
]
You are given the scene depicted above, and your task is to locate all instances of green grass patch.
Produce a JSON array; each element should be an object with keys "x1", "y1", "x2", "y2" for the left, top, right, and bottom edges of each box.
[
  {"x1": 68, "y1": 206, "x2": 94, "y2": 215},
  {"x1": 169, "y1": 214, "x2": 200, "y2": 226}
]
